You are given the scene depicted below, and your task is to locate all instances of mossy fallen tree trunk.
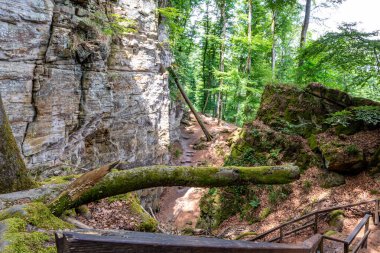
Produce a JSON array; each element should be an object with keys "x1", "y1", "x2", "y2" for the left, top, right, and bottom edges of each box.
[
  {"x1": 48, "y1": 162, "x2": 300, "y2": 216},
  {"x1": 0, "y1": 94, "x2": 36, "y2": 193}
]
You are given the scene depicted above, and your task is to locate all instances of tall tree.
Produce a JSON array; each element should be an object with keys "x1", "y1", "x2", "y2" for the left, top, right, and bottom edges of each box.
[
  {"x1": 270, "y1": 9, "x2": 277, "y2": 82},
  {"x1": 0, "y1": 94, "x2": 35, "y2": 193},
  {"x1": 246, "y1": 0, "x2": 253, "y2": 74},
  {"x1": 202, "y1": 0, "x2": 211, "y2": 113},
  {"x1": 300, "y1": 0, "x2": 312, "y2": 49},
  {"x1": 217, "y1": 0, "x2": 227, "y2": 124}
]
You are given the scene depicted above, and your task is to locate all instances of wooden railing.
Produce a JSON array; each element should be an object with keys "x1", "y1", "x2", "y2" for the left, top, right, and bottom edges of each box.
[
  {"x1": 250, "y1": 199, "x2": 380, "y2": 243},
  {"x1": 56, "y1": 229, "x2": 323, "y2": 253},
  {"x1": 321, "y1": 213, "x2": 371, "y2": 253},
  {"x1": 55, "y1": 200, "x2": 379, "y2": 253}
]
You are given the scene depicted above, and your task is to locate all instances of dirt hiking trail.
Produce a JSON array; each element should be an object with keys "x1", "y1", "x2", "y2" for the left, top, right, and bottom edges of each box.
[{"x1": 156, "y1": 113, "x2": 237, "y2": 233}]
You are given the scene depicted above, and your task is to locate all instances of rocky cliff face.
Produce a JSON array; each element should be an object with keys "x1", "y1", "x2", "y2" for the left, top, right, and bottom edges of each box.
[{"x1": 0, "y1": 0, "x2": 179, "y2": 176}]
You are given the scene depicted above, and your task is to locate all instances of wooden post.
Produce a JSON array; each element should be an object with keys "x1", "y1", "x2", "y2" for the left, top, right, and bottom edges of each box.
[
  {"x1": 344, "y1": 243, "x2": 349, "y2": 253},
  {"x1": 279, "y1": 227, "x2": 283, "y2": 242},
  {"x1": 313, "y1": 214, "x2": 318, "y2": 234},
  {"x1": 375, "y1": 200, "x2": 379, "y2": 225},
  {"x1": 364, "y1": 218, "x2": 369, "y2": 249},
  {"x1": 318, "y1": 238, "x2": 324, "y2": 253}
]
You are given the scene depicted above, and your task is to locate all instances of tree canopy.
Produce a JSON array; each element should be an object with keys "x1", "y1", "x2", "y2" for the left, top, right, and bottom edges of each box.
[{"x1": 160, "y1": 0, "x2": 379, "y2": 125}]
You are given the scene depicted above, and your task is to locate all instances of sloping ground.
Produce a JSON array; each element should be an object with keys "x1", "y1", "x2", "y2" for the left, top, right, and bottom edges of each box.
[
  {"x1": 194, "y1": 84, "x2": 380, "y2": 250},
  {"x1": 214, "y1": 167, "x2": 379, "y2": 239},
  {"x1": 362, "y1": 224, "x2": 380, "y2": 252},
  {"x1": 2, "y1": 83, "x2": 376, "y2": 252},
  {"x1": 156, "y1": 113, "x2": 238, "y2": 233}
]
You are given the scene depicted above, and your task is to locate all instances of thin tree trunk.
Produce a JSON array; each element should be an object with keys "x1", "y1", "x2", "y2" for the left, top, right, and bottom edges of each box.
[
  {"x1": 217, "y1": 0, "x2": 227, "y2": 125},
  {"x1": 271, "y1": 10, "x2": 277, "y2": 82},
  {"x1": 235, "y1": 101, "x2": 240, "y2": 125},
  {"x1": 300, "y1": 0, "x2": 311, "y2": 49},
  {"x1": 202, "y1": 48, "x2": 215, "y2": 114},
  {"x1": 0, "y1": 94, "x2": 35, "y2": 194},
  {"x1": 168, "y1": 67, "x2": 213, "y2": 141},
  {"x1": 299, "y1": 0, "x2": 312, "y2": 67},
  {"x1": 202, "y1": 92, "x2": 210, "y2": 113},
  {"x1": 217, "y1": 92, "x2": 223, "y2": 124},
  {"x1": 48, "y1": 162, "x2": 300, "y2": 216},
  {"x1": 246, "y1": 0, "x2": 252, "y2": 74},
  {"x1": 202, "y1": 1, "x2": 210, "y2": 112}
]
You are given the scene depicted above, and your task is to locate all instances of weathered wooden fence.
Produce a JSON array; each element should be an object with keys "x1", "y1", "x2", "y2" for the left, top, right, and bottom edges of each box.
[
  {"x1": 321, "y1": 213, "x2": 371, "y2": 253},
  {"x1": 250, "y1": 199, "x2": 379, "y2": 243},
  {"x1": 250, "y1": 199, "x2": 379, "y2": 253}
]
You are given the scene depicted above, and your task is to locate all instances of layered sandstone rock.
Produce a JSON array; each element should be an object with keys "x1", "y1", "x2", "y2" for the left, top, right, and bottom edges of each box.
[{"x1": 0, "y1": 0, "x2": 178, "y2": 176}]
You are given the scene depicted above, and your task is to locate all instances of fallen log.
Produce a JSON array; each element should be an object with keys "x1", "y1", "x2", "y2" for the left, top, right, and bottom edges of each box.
[
  {"x1": 48, "y1": 162, "x2": 300, "y2": 216},
  {"x1": 168, "y1": 67, "x2": 214, "y2": 141}
]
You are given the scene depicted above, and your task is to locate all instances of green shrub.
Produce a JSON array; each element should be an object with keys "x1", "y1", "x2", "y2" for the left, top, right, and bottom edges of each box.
[
  {"x1": 303, "y1": 180, "x2": 312, "y2": 192},
  {"x1": 325, "y1": 106, "x2": 380, "y2": 127},
  {"x1": 353, "y1": 106, "x2": 380, "y2": 125},
  {"x1": 325, "y1": 110, "x2": 353, "y2": 127},
  {"x1": 249, "y1": 196, "x2": 261, "y2": 209},
  {"x1": 268, "y1": 185, "x2": 291, "y2": 205}
]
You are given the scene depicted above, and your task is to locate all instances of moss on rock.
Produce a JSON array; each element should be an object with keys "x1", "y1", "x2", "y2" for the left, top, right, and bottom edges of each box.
[
  {"x1": 0, "y1": 217, "x2": 56, "y2": 253},
  {"x1": 328, "y1": 210, "x2": 344, "y2": 232},
  {"x1": 226, "y1": 121, "x2": 318, "y2": 171},
  {"x1": 126, "y1": 193, "x2": 158, "y2": 232},
  {"x1": 0, "y1": 202, "x2": 73, "y2": 230},
  {"x1": 40, "y1": 174, "x2": 81, "y2": 185},
  {"x1": 317, "y1": 171, "x2": 346, "y2": 188},
  {"x1": 256, "y1": 84, "x2": 341, "y2": 137},
  {"x1": 0, "y1": 202, "x2": 72, "y2": 253}
]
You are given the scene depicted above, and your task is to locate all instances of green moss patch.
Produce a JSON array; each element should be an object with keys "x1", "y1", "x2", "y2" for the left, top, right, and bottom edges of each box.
[
  {"x1": 226, "y1": 121, "x2": 319, "y2": 171},
  {"x1": 329, "y1": 210, "x2": 344, "y2": 220},
  {"x1": 0, "y1": 217, "x2": 56, "y2": 253},
  {"x1": 3, "y1": 231, "x2": 55, "y2": 253},
  {"x1": 127, "y1": 193, "x2": 158, "y2": 232},
  {"x1": 258, "y1": 207, "x2": 271, "y2": 221},
  {"x1": 40, "y1": 174, "x2": 80, "y2": 185},
  {"x1": 0, "y1": 202, "x2": 73, "y2": 230},
  {"x1": 324, "y1": 230, "x2": 338, "y2": 237}
]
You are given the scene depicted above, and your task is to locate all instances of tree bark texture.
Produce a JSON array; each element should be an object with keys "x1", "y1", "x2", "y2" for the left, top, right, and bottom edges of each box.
[{"x1": 0, "y1": 94, "x2": 35, "y2": 194}]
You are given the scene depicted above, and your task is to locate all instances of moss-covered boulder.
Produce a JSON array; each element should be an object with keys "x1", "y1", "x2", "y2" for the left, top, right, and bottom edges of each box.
[
  {"x1": 315, "y1": 129, "x2": 380, "y2": 173},
  {"x1": 0, "y1": 95, "x2": 35, "y2": 193},
  {"x1": 232, "y1": 83, "x2": 380, "y2": 174},
  {"x1": 226, "y1": 120, "x2": 318, "y2": 170},
  {"x1": 0, "y1": 218, "x2": 56, "y2": 253},
  {"x1": 317, "y1": 171, "x2": 346, "y2": 188},
  {"x1": 327, "y1": 210, "x2": 345, "y2": 232},
  {"x1": 0, "y1": 202, "x2": 73, "y2": 253},
  {"x1": 257, "y1": 83, "x2": 380, "y2": 138},
  {"x1": 257, "y1": 84, "x2": 343, "y2": 137}
]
